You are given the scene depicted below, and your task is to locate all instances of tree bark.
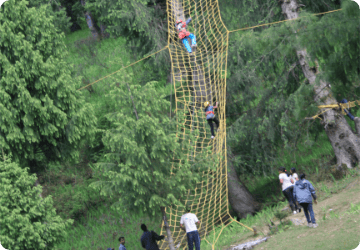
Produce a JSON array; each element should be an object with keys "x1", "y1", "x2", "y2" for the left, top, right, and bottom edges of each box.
[
  {"x1": 227, "y1": 154, "x2": 260, "y2": 219},
  {"x1": 281, "y1": 0, "x2": 360, "y2": 169},
  {"x1": 80, "y1": 0, "x2": 100, "y2": 40},
  {"x1": 161, "y1": 206, "x2": 176, "y2": 250}
]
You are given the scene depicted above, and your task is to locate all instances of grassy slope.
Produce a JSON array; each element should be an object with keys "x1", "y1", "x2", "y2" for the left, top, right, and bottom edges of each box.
[{"x1": 46, "y1": 29, "x2": 360, "y2": 249}]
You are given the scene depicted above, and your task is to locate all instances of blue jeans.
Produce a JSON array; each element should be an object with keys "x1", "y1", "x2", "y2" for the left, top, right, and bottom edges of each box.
[
  {"x1": 187, "y1": 230, "x2": 201, "y2": 250},
  {"x1": 182, "y1": 33, "x2": 196, "y2": 53},
  {"x1": 340, "y1": 99, "x2": 355, "y2": 121},
  {"x1": 300, "y1": 203, "x2": 316, "y2": 223},
  {"x1": 283, "y1": 186, "x2": 297, "y2": 212}
]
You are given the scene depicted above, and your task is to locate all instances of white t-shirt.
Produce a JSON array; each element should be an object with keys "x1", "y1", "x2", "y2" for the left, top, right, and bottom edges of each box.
[
  {"x1": 279, "y1": 173, "x2": 293, "y2": 191},
  {"x1": 291, "y1": 173, "x2": 299, "y2": 183},
  {"x1": 180, "y1": 213, "x2": 199, "y2": 233}
]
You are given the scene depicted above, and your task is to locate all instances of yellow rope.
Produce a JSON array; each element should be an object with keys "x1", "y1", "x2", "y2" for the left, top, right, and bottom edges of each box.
[
  {"x1": 77, "y1": 46, "x2": 169, "y2": 91},
  {"x1": 72, "y1": 3, "x2": 346, "y2": 248},
  {"x1": 228, "y1": 9, "x2": 342, "y2": 33},
  {"x1": 306, "y1": 100, "x2": 360, "y2": 120}
]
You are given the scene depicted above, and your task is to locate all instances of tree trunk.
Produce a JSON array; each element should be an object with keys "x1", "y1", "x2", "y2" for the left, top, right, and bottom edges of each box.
[
  {"x1": 99, "y1": 23, "x2": 110, "y2": 39},
  {"x1": 161, "y1": 206, "x2": 176, "y2": 250},
  {"x1": 227, "y1": 154, "x2": 260, "y2": 219},
  {"x1": 281, "y1": 0, "x2": 360, "y2": 169},
  {"x1": 80, "y1": 0, "x2": 100, "y2": 40}
]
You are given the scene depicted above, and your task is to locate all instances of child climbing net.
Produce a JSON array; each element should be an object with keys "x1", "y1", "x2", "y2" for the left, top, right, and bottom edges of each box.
[
  {"x1": 175, "y1": 18, "x2": 197, "y2": 53},
  {"x1": 204, "y1": 101, "x2": 219, "y2": 139}
]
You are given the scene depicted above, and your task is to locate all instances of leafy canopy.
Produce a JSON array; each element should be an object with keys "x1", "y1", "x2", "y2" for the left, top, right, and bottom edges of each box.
[{"x1": 0, "y1": 156, "x2": 73, "y2": 250}]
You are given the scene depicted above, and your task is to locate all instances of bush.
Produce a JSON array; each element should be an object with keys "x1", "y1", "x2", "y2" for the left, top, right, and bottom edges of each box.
[{"x1": 0, "y1": 157, "x2": 73, "y2": 250}]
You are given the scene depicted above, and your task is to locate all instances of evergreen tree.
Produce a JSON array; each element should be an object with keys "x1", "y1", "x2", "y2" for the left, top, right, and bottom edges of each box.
[
  {"x1": 0, "y1": 156, "x2": 73, "y2": 250},
  {"x1": 89, "y1": 80, "x2": 213, "y2": 217},
  {"x1": 27, "y1": 0, "x2": 72, "y2": 35},
  {"x1": 0, "y1": 0, "x2": 97, "y2": 172}
]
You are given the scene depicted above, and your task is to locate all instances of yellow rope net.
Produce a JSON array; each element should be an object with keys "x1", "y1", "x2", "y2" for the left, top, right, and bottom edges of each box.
[
  {"x1": 159, "y1": 0, "x2": 252, "y2": 249},
  {"x1": 75, "y1": 1, "x2": 345, "y2": 248}
]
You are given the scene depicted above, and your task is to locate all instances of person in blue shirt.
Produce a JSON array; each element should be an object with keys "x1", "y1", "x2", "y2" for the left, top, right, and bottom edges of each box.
[
  {"x1": 293, "y1": 173, "x2": 318, "y2": 228},
  {"x1": 119, "y1": 236, "x2": 126, "y2": 250},
  {"x1": 140, "y1": 224, "x2": 165, "y2": 250},
  {"x1": 204, "y1": 101, "x2": 219, "y2": 139}
]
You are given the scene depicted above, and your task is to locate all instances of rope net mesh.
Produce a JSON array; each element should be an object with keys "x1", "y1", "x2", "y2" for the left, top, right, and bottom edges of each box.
[{"x1": 159, "y1": 0, "x2": 244, "y2": 249}]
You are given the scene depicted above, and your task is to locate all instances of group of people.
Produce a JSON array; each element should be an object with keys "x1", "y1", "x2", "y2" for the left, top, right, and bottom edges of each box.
[
  {"x1": 278, "y1": 167, "x2": 318, "y2": 228},
  {"x1": 108, "y1": 207, "x2": 201, "y2": 250}
]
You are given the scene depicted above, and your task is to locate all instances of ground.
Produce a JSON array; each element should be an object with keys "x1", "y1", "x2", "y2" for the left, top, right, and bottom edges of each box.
[{"x1": 224, "y1": 175, "x2": 360, "y2": 250}]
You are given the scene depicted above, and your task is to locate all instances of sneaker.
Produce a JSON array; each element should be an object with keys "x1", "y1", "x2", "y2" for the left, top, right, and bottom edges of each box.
[
  {"x1": 312, "y1": 223, "x2": 318, "y2": 228},
  {"x1": 211, "y1": 136, "x2": 215, "y2": 139},
  {"x1": 293, "y1": 211, "x2": 297, "y2": 214},
  {"x1": 307, "y1": 223, "x2": 312, "y2": 228},
  {"x1": 191, "y1": 44, "x2": 197, "y2": 47}
]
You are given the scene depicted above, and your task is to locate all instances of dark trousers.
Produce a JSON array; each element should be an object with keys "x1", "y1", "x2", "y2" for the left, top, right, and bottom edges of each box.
[
  {"x1": 187, "y1": 230, "x2": 201, "y2": 250},
  {"x1": 300, "y1": 203, "x2": 316, "y2": 223},
  {"x1": 283, "y1": 186, "x2": 297, "y2": 212},
  {"x1": 207, "y1": 117, "x2": 219, "y2": 136}
]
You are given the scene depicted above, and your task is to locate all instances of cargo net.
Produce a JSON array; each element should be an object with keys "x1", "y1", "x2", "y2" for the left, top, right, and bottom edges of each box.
[{"x1": 159, "y1": 0, "x2": 252, "y2": 249}]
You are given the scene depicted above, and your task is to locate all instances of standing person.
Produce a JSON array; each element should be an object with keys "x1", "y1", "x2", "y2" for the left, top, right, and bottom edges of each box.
[
  {"x1": 119, "y1": 237, "x2": 126, "y2": 250},
  {"x1": 204, "y1": 101, "x2": 219, "y2": 139},
  {"x1": 293, "y1": 173, "x2": 318, "y2": 228},
  {"x1": 180, "y1": 207, "x2": 201, "y2": 250},
  {"x1": 290, "y1": 167, "x2": 301, "y2": 213},
  {"x1": 140, "y1": 224, "x2": 165, "y2": 250},
  {"x1": 278, "y1": 167, "x2": 297, "y2": 214}
]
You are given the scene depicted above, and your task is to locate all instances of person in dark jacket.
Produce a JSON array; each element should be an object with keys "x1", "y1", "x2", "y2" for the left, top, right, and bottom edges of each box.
[
  {"x1": 140, "y1": 224, "x2": 165, "y2": 250},
  {"x1": 293, "y1": 173, "x2": 318, "y2": 228}
]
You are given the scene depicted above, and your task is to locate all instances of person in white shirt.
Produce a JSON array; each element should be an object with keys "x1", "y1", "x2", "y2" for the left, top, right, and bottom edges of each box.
[
  {"x1": 180, "y1": 207, "x2": 201, "y2": 250},
  {"x1": 278, "y1": 167, "x2": 297, "y2": 214},
  {"x1": 290, "y1": 167, "x2": 302, "y2": 213},
  {"x1": 290, "y1": 167, "x2": 299, "y2": 182}
]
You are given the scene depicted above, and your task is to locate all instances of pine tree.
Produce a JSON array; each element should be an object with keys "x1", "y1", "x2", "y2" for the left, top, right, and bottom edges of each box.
[
  {"x1": 0, "y1": 156, "x2": 73, "y2": 250},
  {"x1": 0, "y1": 0, "x2": 97, "y2": 172},
  {"x1": 89, "y1": 80, "x2": 213, "y2": 249}
]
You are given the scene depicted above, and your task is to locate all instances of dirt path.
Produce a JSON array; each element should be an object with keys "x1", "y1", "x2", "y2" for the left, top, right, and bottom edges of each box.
[
  {"x1": 254, "y1": 177, "x2": 360, "y2": 250},
  {"x1": 226, "y1": 176, "x2": 360, "y2": 250}
]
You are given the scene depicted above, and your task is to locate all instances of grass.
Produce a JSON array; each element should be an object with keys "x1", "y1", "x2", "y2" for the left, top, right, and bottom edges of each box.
[{"x1": 36, "y1": 28, "x2": 360, "y2": 249}]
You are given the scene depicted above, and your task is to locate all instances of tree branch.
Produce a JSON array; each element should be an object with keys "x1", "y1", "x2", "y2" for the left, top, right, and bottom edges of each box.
[{"x1": 126, "y1": 83, "x2": 139, "y2": 121}]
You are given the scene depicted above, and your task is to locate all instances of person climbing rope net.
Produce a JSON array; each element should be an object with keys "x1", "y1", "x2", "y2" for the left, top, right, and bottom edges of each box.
[
  {"x1": 175, "y1": 18, "x2": 197, "y2": 53},
  {"x1": 204, "y1": 101, "x2": 219, "y2": 139}
]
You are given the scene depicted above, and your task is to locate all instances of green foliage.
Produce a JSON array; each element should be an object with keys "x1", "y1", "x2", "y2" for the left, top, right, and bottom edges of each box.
[
  {"x1": 84, "y1": 0, "x2": 169, "y2": 68},
  {"x1": 89, "y1": 80, "x2": 213, "y2": 217},
  {"x1": 223, "y1": 0, "x2": 354, "y2": 176},
  {"x1": 27, "y1": 0, "x2": 72, "y2": 35},
  {"x1": 274, "y1": 210, "x2": 288, "y2": 224},
  {"x1": 0, "y1": 0, "x2": 97, "y2": 171},
  {"x1": 299, "y1": 1, "x2": 360, "y2": 93},
  {"x1": 0, "y1": 156, "x2": 73, "y2": 250}
]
